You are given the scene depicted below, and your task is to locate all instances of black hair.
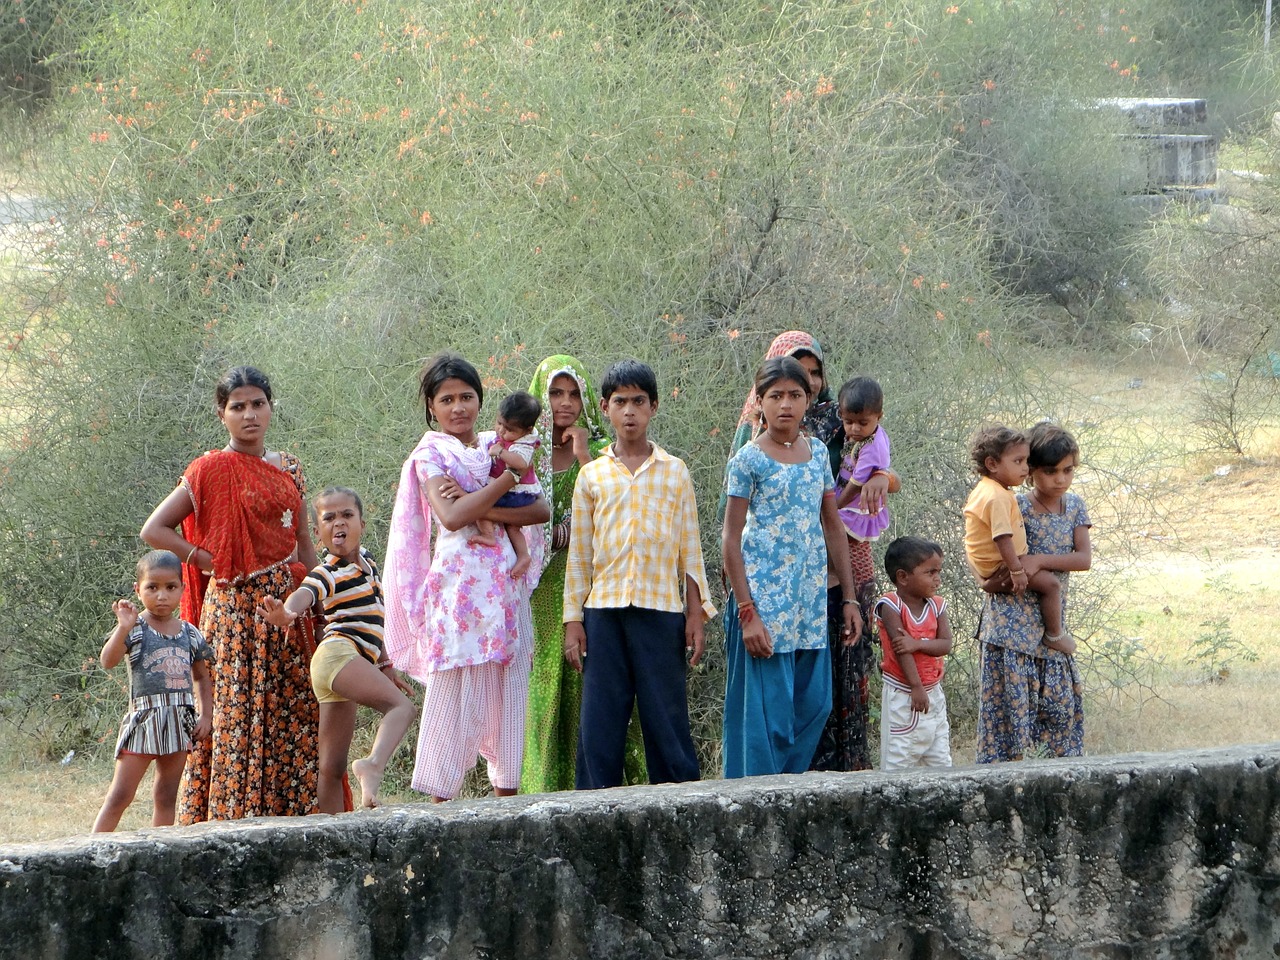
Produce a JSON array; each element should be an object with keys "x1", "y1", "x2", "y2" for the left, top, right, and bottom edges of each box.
[
  {"x1": 883, "y1": 536, "x2": 943, "y2": 584},
  {"x1": 838, "y1": 377, "x2": 883, "y2": 416},
  {"x1": 137, "y1": 549, "x2": 183, "y2": 579},
  {"x1": 419, "y1": 353, "x2": 484, "y2": 421},
  {"x1": 600, "y1": 359, "x2": 658, "y2": 403},
  {"x1": 215, "y1": 366, "x2": 273, "y2": 411},
  {"x1": 968, "y1": 424, "x2": 1027, "y2": 476},
  {"x1": 1027, "y1": 421, "x2": 1080, "y2": 470},
  {"x1": 314, "y1": 486, "x2": 364, "y2": 520},
  {"x1": 498, "y1": 391, "x2": 542, "y2": 430},
  {"x1": 753, "y1": 357, "x2": 812, "y2": 400}
]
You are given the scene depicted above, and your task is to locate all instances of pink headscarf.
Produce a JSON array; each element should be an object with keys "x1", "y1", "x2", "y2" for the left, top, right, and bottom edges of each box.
[{"x1": 733, "y1": 330, "x2": 824, "y2": 436}]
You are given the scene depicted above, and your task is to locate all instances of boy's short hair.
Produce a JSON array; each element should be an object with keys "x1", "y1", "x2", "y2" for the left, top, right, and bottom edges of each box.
[
  {"x1": 968, "y1": 424, "x2": 1027, "y2": 476},
  {"x1": 137, "y1": 549, "x2": 183, "y2": 579},
  {"x1": 837, "y1": 377, "x2": 884, "y2": 416},
  {"x1": 314, "y1": 486, "x2": 364, "y2": 520},
  {"x1": 499, "y1": 391, "x2": 542, "y2": 430},
  {"x1": 600, "y1": 359, "x2": 658, "y2": 403},
  {"x1": 883, "y1": 536, "x2": 943, "y2": 584},
  {"x1": 1027, "y1": 421, "x2": 1080, "y2": 469}
]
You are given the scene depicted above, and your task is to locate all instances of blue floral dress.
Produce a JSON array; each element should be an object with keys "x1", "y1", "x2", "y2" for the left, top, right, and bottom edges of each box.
[
  {"x1": 976, "y1": 491, "x2": 1089, "y2": 762},
  {"x1": 722, "y1": 438, "x2": 835, "y2": 777}
]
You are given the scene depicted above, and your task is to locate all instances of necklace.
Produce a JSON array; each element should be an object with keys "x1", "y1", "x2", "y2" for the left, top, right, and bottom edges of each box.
[
  {"x1": 1030, "y1": 490, "x2": 1060, "y2": 513},
  {"x1": 227, "y1": 442, "x2": 268, "y2": 460},
  {"x1": 767, "y1": 430, "x2": 798, "y2": 449}
]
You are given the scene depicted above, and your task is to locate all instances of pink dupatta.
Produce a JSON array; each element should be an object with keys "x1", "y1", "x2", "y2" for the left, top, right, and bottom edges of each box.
[{"x1": 383, "y1": 430, "x2": 542, "y2": 682}]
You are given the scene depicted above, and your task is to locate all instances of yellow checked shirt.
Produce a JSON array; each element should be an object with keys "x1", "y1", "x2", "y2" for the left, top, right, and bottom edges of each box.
[{"x1": 563, "y1": 443, "x2": 717, "y2": 623}]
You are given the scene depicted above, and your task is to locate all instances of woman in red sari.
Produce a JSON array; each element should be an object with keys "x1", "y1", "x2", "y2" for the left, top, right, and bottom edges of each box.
[{"x1": 141, "y1": 366, "x2": 322, "y2": 822}]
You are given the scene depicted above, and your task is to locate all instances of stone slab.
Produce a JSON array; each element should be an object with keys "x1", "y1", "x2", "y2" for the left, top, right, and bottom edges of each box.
[{"x1": 2, "y1": 745, "x2": 1280, "y2": 959}]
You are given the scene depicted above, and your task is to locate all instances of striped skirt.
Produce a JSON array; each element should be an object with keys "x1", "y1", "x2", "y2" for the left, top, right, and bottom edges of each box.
[{"x1": 115, "y1": 692, "x2": 196, "y2": 758}]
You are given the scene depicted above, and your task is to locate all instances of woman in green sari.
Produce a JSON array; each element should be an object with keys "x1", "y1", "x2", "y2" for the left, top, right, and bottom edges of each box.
[{"x1": 521, "y1": 355, "x2": 645, "y2": 792}]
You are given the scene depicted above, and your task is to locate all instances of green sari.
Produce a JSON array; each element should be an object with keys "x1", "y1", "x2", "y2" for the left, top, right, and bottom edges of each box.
[{"x1": 521, "y1": 356, "x2": 646, "y2": 793}]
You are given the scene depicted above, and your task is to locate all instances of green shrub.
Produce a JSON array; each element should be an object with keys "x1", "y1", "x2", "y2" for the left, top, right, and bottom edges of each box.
[{"x1": 0, "y1": 0, "x2": 1265, "y2": 767}]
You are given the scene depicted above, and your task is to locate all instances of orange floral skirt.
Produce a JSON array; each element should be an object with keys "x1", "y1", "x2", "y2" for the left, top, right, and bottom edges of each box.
[{"x1": 178, "y1": 565, "x2": 319, "y2": 823}]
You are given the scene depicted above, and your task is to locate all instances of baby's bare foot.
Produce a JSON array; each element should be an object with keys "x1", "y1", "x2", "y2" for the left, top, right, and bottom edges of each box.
[
  {"x1": 511, "y1": 555, "x2": 531, "y2": 579},
  {"x1": 351, "y1": 757, "x2": 384, "y2": 809}
]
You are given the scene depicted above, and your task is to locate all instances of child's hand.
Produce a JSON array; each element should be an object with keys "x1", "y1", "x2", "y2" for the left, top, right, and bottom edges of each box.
[
  {"x1": 1009, "y1": 568, "x2": 1029, "y2": 595},
  {"x1": 391, "y1": 671, "x2": 416, "y2": 697},
  {"x1": 499, "y1": 448, "x2": 530, "y2": 473},
  {"x1": 840, "y1": 605, "x2": 861, "y2": 647},
  {"x1": 191, "y1": 713, "x2": 212, "y2": 742},
  {"x1": 910, "y1": 685, "x2": 930, "y2": 714},
  {"x1": 564, "y1": 621, "x2": 588, "y2": 672},
  {"x1": 685, "y1": 614, "x2": 705, "y2": 667},
  {"x1": 739, "y1": 603, "x2": 773, "y2": 659},
  {"x1": 255, "y1": 596, "x2": 294, "y2": 628},
  {"x1": 112, "y1": 599, "x2": 139, "y2": 630},
  {"x1": 860, "y1": 472, "x2": 892, "y2": 514},
  {"x1": 890, "y1": 630, "x2": 922, "y2": 656}
]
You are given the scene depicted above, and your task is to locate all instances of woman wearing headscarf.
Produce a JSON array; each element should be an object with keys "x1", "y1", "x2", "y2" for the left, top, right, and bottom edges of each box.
[
  {"x1": 722, "y1": 331, "x2": 878, "y2": 773},
  {"x1": 520, "y1": 355, "x2": 646, "y2": 793}
]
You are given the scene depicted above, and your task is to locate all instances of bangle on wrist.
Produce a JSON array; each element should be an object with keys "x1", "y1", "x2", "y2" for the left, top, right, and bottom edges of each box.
[
  {"x1": 736, "y1": 598, "x2": 756, "y2": 609},
  {"x1": 1010, "y1": 567, "x2": 1025, "y2": 575},
  {"x1": 842, "y1": 599, "x2": 859, "y2": 606},
  {"x1": 506, "y1": 465, "x2": 522, "y2": 481},
  {"x1": 185, "y1": 545, "x2": 199, "y2": 565}
]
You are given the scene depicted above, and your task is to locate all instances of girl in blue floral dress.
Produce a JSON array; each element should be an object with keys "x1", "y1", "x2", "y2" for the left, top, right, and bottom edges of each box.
[
  {"x1": 721, "y1": 357, "x2": 859, "y2": 778},
  {"x1": 976, "y1": 422, "x2": 1091, "y2": 762}
]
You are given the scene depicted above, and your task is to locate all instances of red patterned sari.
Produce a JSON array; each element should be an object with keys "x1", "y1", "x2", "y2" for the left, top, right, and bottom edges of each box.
[{"x1": 176, "y1": 449, "x2": 320, "y2": 823}]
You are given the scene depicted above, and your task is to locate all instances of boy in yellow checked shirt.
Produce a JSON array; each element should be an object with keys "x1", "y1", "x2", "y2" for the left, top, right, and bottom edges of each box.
[{"x1": 563, "y1": 359, "x2": 717, "y2": 790}]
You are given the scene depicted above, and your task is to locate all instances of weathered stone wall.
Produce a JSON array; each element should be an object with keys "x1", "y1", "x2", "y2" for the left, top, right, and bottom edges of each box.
[{"x1": 3, "y1": 745, "x2": 1279, "y2": 959}]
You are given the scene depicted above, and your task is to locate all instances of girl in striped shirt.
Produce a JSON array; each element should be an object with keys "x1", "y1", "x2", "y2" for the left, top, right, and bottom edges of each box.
[{"x1": 258, "y1": 487, "x2": 415, "y2": 812}]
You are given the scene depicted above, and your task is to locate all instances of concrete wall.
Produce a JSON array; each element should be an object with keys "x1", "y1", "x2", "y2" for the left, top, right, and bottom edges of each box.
[{"x1": 2, "y1": 745, "x2": 1279, "y2": 959}]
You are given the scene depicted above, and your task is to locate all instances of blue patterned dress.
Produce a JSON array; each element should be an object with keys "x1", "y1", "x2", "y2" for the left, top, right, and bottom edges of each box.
[
  {"x1": 722, "y1": 438, "x2": 835, "y2": 777},
  {"x1": 976, "y1": 491, "x2": 1089, "y2": 762}
]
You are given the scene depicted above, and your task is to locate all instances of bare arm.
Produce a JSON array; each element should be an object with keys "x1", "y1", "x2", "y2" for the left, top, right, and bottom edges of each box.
[
  {"x1": 721, "y1": 495, "x2": 771, "y2": 658},
  {"x1": 820, "y1": 492, "x2": 860, "y2": 644},
  {"x1": 484, "y1": 495, "x2": 551, "y2": 526},
  {"x1": 100, "y1": 600, "x2": 138, "y2": 670},
  {"x1": 994, "y1": 534, "x2": 1028, "y2": 594},
  {"x1": 141, "y1": 485, "x2": 214, "y2": 573},
  {"x1": 191, "y1": 659, "x2": 213, "y2": 741},
  {"x1": 684, "y1": 575, "x2": 705, "y2": 666},
  {"x1": 426, "y1": 471, "x2": 519, "y2": 531},
  {"x1": 879, "y1": 602, "x2": 927, "y2": 712},
  {"x1": 256, "y1": 584, "x2": 319, "y2": 628}
]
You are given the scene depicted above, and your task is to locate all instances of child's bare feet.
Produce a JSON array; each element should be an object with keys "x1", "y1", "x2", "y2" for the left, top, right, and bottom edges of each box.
[
  {"x1": 511, "y1": 554, "x2": 531, "y2": 579},
  {"x1": 351, "y1": 757, "x2": 384, "y2": 809},
  {"x1": 1043, "y1": 632, "x2": 1077, "y2": 655},
  {"x1": 468, "y1": 534, "x2": 499, "y2": 548}
]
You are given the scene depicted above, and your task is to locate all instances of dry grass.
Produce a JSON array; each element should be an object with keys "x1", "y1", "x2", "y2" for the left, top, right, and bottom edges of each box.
[{"x1": 3, "y1": 341, "x2": 1279, "y2": 845}]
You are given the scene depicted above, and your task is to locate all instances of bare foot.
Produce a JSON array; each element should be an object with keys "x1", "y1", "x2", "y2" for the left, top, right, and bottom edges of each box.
[
  {"x1": 1043, "y1": 633, "x2": 1077, "y2": 655},
  {"x1": 351, "y1": 757, "x2": 384, "y2": 809},
  {"x1": 510, "y1": 554, "x2": 531, "y2": 579},
  {"x1": 468, "y1": 534, "x2": 499, "y2": 548}
]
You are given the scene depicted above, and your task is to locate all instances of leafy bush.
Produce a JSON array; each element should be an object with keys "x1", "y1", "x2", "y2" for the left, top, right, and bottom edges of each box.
[{"x1": 0, "y1": 0, "x2": 1267, "y2": 767}]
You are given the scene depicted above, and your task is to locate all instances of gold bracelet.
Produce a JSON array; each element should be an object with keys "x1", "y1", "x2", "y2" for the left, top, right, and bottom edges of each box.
[{"x1": 185, "y1": 544, "x2": 199, "y2": 565}]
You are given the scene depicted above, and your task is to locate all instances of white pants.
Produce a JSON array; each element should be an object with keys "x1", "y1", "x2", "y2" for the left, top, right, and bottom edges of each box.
[{"x1": 880, "y1": 675, "x2": 952, "y2": 770}]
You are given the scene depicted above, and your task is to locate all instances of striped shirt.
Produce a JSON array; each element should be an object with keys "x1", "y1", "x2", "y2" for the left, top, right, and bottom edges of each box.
[
  {"x1": 300, "y1": 549, "x2": 385, "y2": 663},
  {"x1": 563, "y1": 443, "x2": 716, "y2": 622}
]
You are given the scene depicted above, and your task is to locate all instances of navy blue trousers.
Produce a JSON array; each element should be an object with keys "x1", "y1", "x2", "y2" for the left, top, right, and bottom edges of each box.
[{"x1": 575, "y1": 606, "x2": 700, "y2": 789}]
